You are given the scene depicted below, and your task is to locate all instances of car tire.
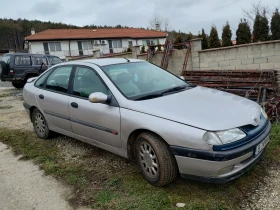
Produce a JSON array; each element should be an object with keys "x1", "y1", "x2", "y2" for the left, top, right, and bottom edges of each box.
[
  {"x1": 12, "y1": 82, "x2": 24, "y2": 89},
  {"x1": 32, "y1": 108, "x2": 51, "y2": 139},
  {"x1": 0, "y1": 61, "x2": 9, "y2": 77},
  {"x1": 136, "y1": 132, "x2": 178, "y2": 186}
]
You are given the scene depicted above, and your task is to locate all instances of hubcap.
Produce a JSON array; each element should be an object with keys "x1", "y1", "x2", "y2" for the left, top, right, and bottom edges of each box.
[
  {"x1": 139, "y1": 141, "x2": 159, "y2": 178},
  {"x1": 34, "y1": 113, "x2": 46, "y2": 134}
]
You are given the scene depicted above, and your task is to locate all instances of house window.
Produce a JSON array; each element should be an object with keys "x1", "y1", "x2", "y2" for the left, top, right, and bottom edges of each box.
[
  {"x1": 82, "y1": 41, "x2": 93, "y2": 50},
  {"x1": 142, "y1": 40, "x2": 158, "y2": 46},
  {"x1": 128, "y1": 41, "x2": 133, "y2": 48},
  {"x1": 49, "y1": 42, "x2": 61, "y2": 52},
  {"x1": 112, "y1": 40, "x2": 122, "y2": 48}
]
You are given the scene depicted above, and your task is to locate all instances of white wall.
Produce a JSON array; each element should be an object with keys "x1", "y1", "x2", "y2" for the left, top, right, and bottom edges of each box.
[
  {"x1": 28, "y1": 37, "x2": 166, "y2": 58},
  {"x1": 29, "y1": 41, "x2": 70, "y2": 59}
]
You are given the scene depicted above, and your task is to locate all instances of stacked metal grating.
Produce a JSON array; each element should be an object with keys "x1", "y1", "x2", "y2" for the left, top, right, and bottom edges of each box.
[{"x1": 182, "y1": 70, "x2": 280, "y2": 121}]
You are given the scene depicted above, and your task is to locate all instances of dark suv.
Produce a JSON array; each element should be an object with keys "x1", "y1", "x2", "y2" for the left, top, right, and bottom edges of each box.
[{"x1": 0, "y1": 53, "x2": 62, "y2": 89}]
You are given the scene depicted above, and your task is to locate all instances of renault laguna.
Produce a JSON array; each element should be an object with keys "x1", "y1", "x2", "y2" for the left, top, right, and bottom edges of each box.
[{"x1": 23, "y1": 59, "x2": 271, "y2": 186}]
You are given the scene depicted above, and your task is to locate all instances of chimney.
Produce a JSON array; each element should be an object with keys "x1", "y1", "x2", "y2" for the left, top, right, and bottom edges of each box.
[
  {"x1": 155, "y1": 22, "x2": 160, "y2": 31},
  {"x1": 31, "y1": 28, "x2": 35, "y2": 35}
]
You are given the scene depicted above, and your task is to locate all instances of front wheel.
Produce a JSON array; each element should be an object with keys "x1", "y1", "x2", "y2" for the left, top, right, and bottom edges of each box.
[
  {"x1": 136, "y1": 132, "x2": 178, "y2": 186},
  {"x1": 32, "y1": 108, "x2": 51, "y2": 139}
]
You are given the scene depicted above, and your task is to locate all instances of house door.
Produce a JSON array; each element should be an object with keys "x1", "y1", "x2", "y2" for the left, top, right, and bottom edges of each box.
[
  {"x1": 77, "y1": 41, "x2": 84, "y2": 56},
  {"x1": 43, "y1": 42, "x2": 49, "y2": 55},
  {"x1": 108, "y1": 40, "x2": 113, "y2": 53}
]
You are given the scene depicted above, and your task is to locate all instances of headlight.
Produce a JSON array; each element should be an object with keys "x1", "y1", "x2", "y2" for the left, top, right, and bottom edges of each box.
[
  {"x1": 203, "y1": 128, "x2": 246, "y2": 145},
  {"x1": 261, "y1": 108, "x2": 268, "y2": 119}
]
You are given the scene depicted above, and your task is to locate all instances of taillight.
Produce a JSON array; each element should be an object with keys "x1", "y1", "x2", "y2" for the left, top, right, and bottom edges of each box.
[{"x1": 9, "y1": 70, "x2": 14, "y2": 75}]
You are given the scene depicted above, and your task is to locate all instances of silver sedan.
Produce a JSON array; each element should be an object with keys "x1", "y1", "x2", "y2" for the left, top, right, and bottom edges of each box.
[{"x1": 23, "y1": 58, "x2": 271, "y2": 186}]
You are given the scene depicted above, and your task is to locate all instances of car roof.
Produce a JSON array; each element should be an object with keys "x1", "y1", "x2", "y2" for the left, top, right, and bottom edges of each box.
[
  {"x1": 73, "y1": 58, "x2": 145, "y2": 67},
  {"x1": 4, "y1": 53, "x2": 48, "y2": 57}
]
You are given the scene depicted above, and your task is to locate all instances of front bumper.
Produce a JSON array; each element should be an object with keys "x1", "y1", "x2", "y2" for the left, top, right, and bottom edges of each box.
[{"x1": 171, "y1": 121, "x2": 271, "y2": 183}]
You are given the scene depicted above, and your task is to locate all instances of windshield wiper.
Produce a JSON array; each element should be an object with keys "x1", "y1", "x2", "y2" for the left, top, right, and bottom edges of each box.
[
  {"x1": 161, "y1": 85, "x2": 189, "y2": 95},
  {"x1": 134, "y1": 93, "x2": 163, "y2": 101}
]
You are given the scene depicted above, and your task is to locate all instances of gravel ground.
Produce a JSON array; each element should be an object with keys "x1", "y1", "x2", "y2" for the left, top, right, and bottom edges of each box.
[
  {"x1": 240, "y1": 166, "x2": 280, "y2": 210},
  {"x1": 0, "y1": 80, "x2": 13, "y2": 88}
]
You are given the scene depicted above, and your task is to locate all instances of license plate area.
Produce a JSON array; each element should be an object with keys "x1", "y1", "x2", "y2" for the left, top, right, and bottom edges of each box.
[{"x1": 255, "y1": 136, "x2": 270, "y2": 156}]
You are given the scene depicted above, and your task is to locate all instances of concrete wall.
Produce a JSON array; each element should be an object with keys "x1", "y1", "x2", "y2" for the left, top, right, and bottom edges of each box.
[
  {"x1": 137, "y1": 49, "x2": 192, "y2": 76},
  {"x1": 196, "y1": 40, "x2": 280, "y2": 71},
  {"x1": 70, "y1": 38, "x2": 280, "y2": 78}
]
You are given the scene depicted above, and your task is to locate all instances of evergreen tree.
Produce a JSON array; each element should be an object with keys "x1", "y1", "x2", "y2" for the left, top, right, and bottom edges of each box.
[
  {"x1": 201, "y1": 28, "x2": 208, "y2": 50},
  {"x1": 209, "y1": 26, "x2": 221, "y2": 48},
  {"x1": 253, "y1": 12, "x2": 269, "y2": 42},
  {"x1": 222, "y1": 21, "x2": 233, "y2": 47},
  {"x1": 174, "y1": 34, "x2": 183, "y2": 49},
  {"x1": 271, "y1": 8, "x2": 280, "y2": 40},
  {"x1": 236, "y1": 19, "x2": 251, "y2": 45}
]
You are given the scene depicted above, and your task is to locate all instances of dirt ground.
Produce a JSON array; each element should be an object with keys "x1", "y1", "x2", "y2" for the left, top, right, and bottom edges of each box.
[{"x1": 0, "y1": 86, "x2": 280, "y2": 209}]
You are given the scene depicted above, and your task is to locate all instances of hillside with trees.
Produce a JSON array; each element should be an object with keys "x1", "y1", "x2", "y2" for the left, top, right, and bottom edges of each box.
[{"x1": 0, "y1": 18, "x2": 131, "y2": 50}]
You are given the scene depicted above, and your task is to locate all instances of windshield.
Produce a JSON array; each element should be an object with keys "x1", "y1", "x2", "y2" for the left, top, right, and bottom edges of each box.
[
  {"x1": 1, "y1": 55, "x2": 11, "y2": 64},
  {"x1": 102, "y1": 62, "x2": 190, "y2": 100},
  {"x1": 47, "y1": 56, "x2": 62, "y2": 65}
]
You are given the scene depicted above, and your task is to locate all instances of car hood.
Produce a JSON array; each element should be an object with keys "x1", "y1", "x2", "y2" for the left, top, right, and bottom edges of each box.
[{"x1": 126, "y1": 86, "x2": 261, "y2": 131}]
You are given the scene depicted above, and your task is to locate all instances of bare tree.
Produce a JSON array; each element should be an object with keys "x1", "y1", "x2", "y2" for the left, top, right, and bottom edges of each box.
[
  {"x1": 242, "y1": 1, "x2": 271, "y2": 24},
  {"x1": 149, "y1": 15, "x2": 170, "y2": 31}
]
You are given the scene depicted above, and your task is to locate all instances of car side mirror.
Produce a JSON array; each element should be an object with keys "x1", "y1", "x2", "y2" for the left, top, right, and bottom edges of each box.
[
  {"x1": 180, "y1": 76, "x2": 185, "y2": 80},
  {"x1": 27, "y1": 77, "x2": 38, "y2": 83},
  {"x1": 89, "y1": 92, "x2": 111, "y2": 103}
]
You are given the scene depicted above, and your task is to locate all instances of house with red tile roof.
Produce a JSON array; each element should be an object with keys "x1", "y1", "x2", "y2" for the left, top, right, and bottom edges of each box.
[{"x1": 25, "y1": 28, "x2": 167, "y2": 58}]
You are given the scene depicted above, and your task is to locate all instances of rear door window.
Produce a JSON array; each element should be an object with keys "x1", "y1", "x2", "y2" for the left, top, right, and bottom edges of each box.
[
  {"x1": 1, "y1": 55, "x2": 11, "y2": 64},
  {"x1": 15, "y1": 56, "x2": 31, "y2": 66},
  {"x1": 46, "y1": 66, "x2": 73, "y2": 93}
]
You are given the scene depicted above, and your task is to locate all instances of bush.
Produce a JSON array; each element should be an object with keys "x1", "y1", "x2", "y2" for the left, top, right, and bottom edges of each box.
[{"x1": 140, "y1": 45, "x2": 146, "y2": 53}]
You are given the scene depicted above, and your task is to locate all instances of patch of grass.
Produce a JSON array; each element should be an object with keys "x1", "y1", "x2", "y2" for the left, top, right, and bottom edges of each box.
[
  {"x1": 0, "y1": 105, "x2": 12, "y2": 109},
  {"x1": 0, "y1": 93, "x2": 11, "y2": 98},
  {"x1": 0, "y1": 124, "x2": 280, "y2": 209}
]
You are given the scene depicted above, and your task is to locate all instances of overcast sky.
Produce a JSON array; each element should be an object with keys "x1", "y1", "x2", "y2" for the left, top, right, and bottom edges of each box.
[{"x1": 1, "y1": 0, "x2": 279, "y2": 38}]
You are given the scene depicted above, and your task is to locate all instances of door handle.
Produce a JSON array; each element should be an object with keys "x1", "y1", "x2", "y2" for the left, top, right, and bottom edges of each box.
[
  {"x1": 71, "y1": 102, "x2": 78, "y2": 108},
  {"x1": 39, "y1": 94, "x2": 44, "y2": 99}
]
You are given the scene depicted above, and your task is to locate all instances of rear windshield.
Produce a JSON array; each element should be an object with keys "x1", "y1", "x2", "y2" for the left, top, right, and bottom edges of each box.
[{"x1": 1, "y1": 55, "x2": 11, "y2": 64}]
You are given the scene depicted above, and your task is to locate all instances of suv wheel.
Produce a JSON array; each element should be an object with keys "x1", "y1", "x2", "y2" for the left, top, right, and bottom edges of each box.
[
  {"x1": 12, "y1": 82, "x2": 24, "y2": 89},
  {"x1": 32, "y1": 108, "x2": 51, "y2": 139},
  {"x1": 135, "y1": 132, "x2": 178, "y2": 186}
]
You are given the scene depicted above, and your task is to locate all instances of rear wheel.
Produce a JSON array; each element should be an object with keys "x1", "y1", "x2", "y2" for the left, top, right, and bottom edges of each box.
[
  {"x1": 135, "y1": 132, "x2": 178, "y2": 186},
  {"x1": 12, "y1": 81, "x2": 24, "y2": 89},
  {"x1": 32, "y1": 108, "x2": 51, "y2": 139}
]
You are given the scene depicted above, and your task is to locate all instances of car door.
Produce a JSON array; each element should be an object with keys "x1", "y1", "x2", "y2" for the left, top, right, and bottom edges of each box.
[
  {"x1": 68, "y1": 65, "x2": 121, "y2": 148},
  {"x1": 35, "y1": 65, "x2": 73, "y2": 132},
  {"x1": 13, "y1": 55, "x2": 33, "y2": 79}
]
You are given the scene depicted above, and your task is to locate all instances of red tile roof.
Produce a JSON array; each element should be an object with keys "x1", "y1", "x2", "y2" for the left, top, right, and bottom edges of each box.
[{"x1": 25, "y1": 28, "x2": 167, "y2": 41}]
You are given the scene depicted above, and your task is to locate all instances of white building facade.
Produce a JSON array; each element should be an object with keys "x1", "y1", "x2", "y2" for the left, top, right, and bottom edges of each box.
[{"x1": 25, "y1": 28, "x2": 167, "y2": 59}]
